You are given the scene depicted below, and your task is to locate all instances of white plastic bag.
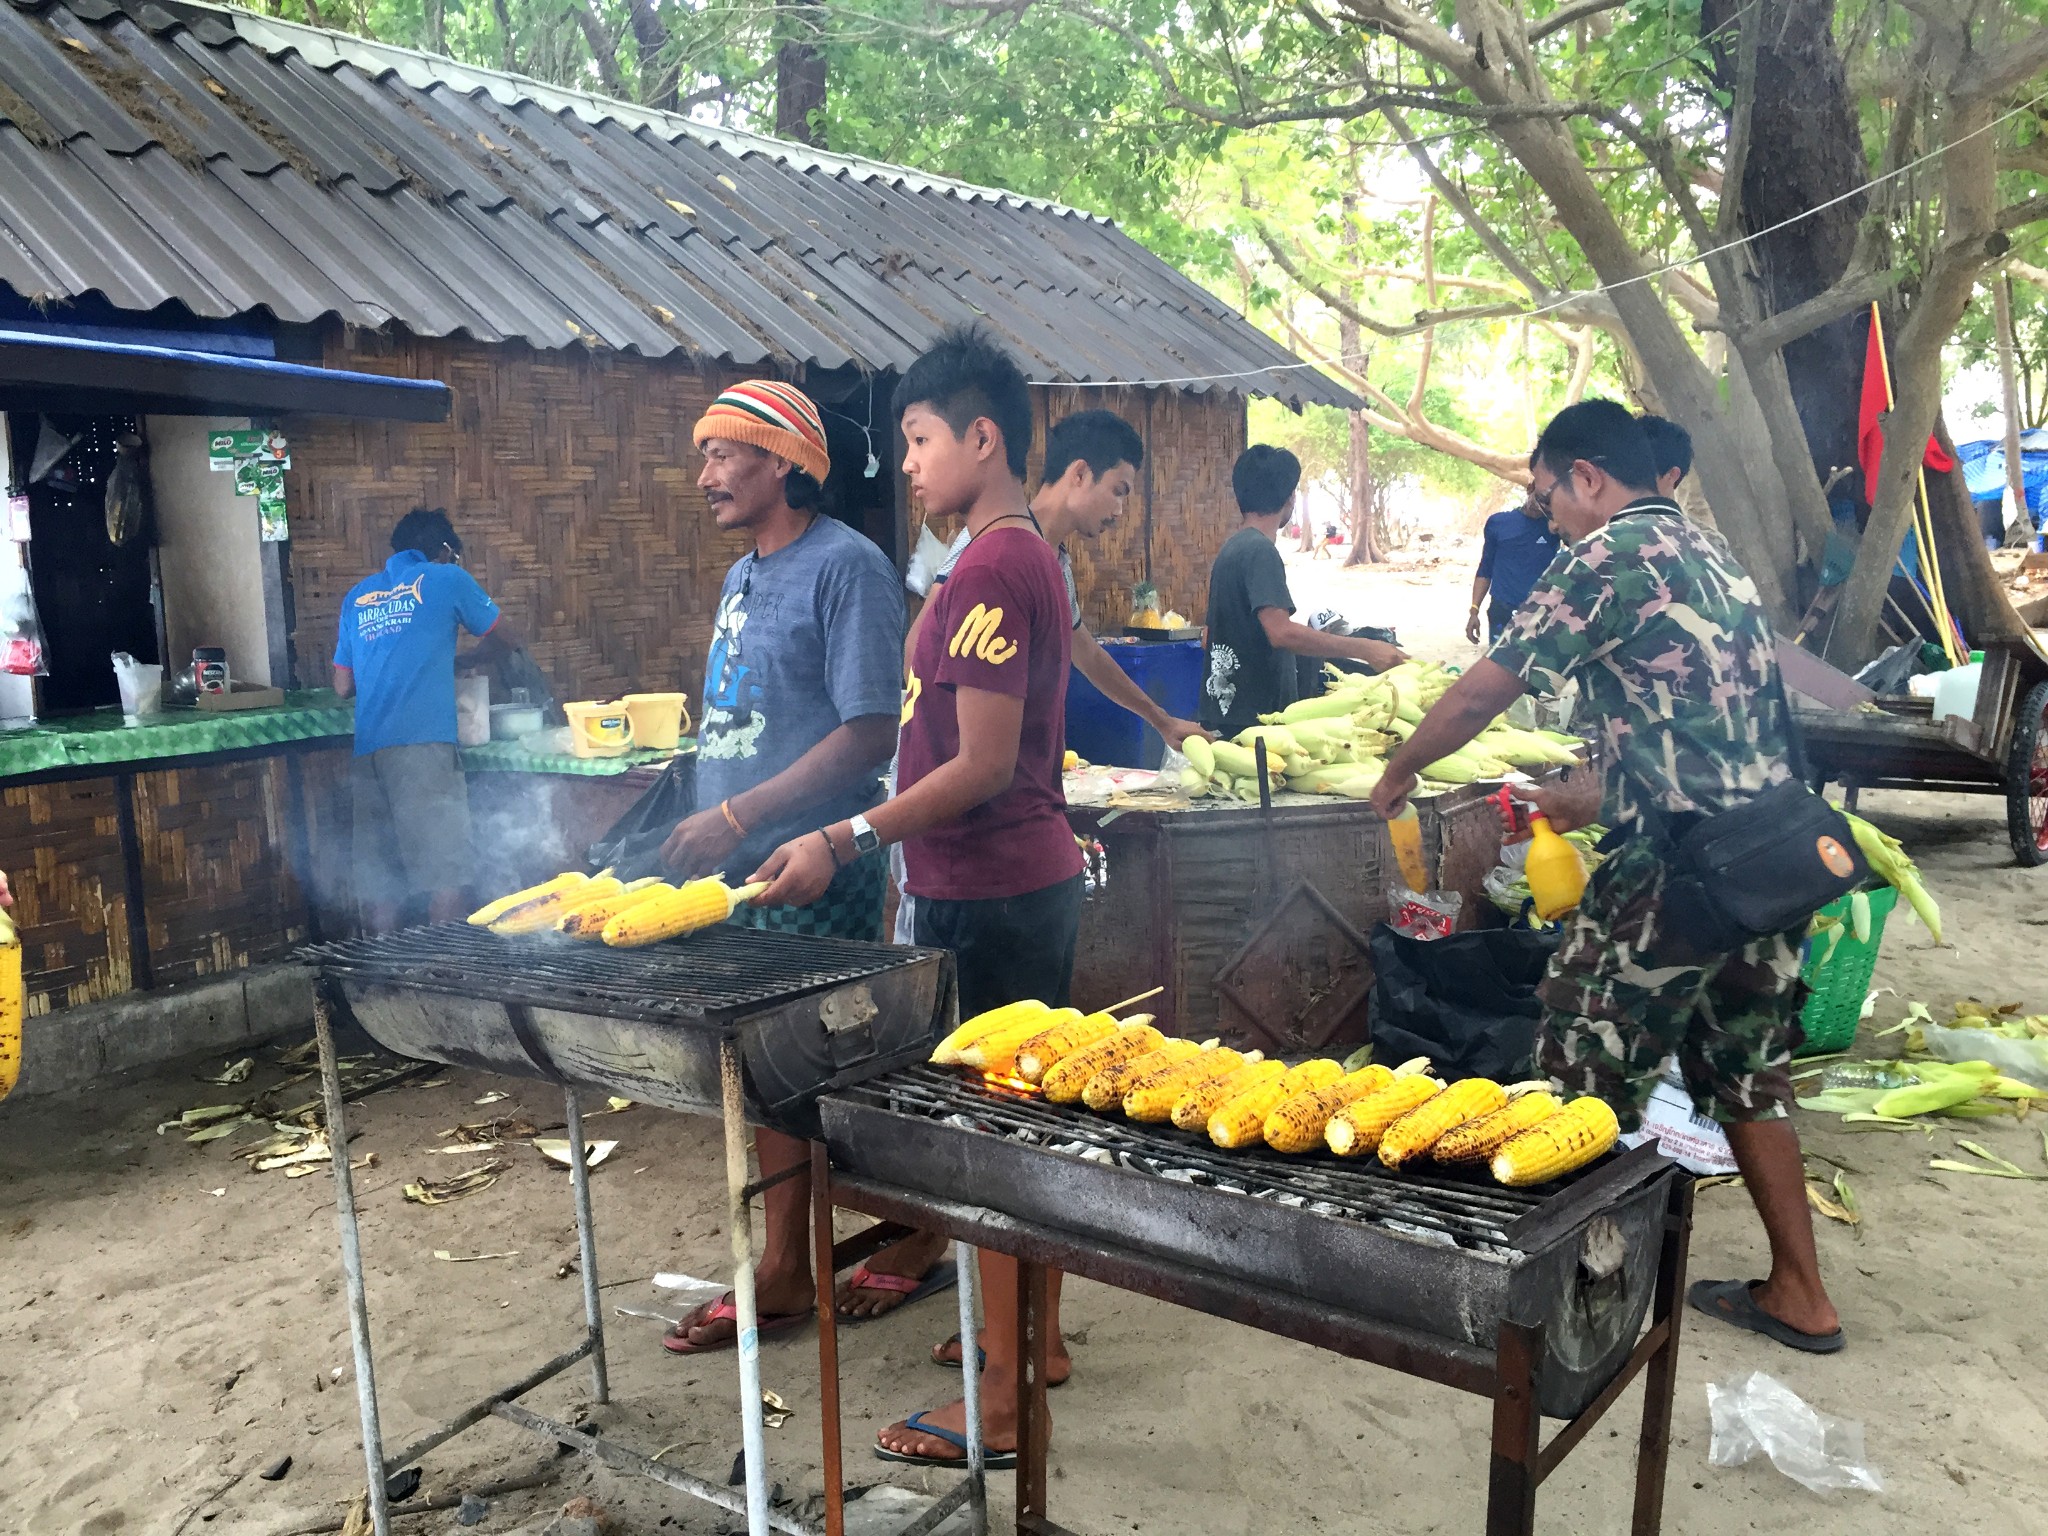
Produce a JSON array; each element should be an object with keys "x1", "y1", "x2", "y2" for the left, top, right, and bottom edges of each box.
[
  {"x1": 1707, "y1": 1372, "x2": 1882, "y2": 1495},
  {"x1": 111, "y1": 652, "x2": 163, "y2": 723},
  {"x1": 903, "y1": 521, "x2": 953, "y2": 597},
  {"x1": 1620, "y1": 1061, "x2": 1738, "y2": 1175},
  {"x1": 1920, "y1": 1021, "x2": 2048, "y2": 1088}
]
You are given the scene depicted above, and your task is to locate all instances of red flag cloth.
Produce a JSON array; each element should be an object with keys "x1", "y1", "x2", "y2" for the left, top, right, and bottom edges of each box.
[{"x1": 1858, "y1": 318, "x2": 1957, "y2": 494}]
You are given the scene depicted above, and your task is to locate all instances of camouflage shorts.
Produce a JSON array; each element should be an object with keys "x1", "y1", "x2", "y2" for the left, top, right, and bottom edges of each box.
[{"x1": 1536, "y1": 836, "x2": 1807, "y2": 1129}]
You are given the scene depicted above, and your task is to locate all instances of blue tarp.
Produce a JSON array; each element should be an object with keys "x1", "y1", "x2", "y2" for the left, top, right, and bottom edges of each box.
[{"x1": 1956, "y1": 433, "x2": 2048, "y2": 526}]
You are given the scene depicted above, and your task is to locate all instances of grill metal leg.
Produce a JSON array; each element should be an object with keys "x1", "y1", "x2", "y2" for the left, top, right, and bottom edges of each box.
[
  {"x1": 1633, "y1": 1178, "x2": 1695, "y2": 1536},
  {"x1": 563, "y1": 1090, "x2": 609, "y2": 1405},
  {"x1": 1016, "y1": 1260, "x2": 1052, "y2": 1533},
  {"x1": 315, "y1": 986, "x2": 391, "y2": 1536},
  {"x1": 813, "y1": 1142, "x2": 846, "y2": 1536},
  {"x1": 721, "y1": 1040, "x2": 773, "y2": 1536},
  {"x1": 954, "y1": 1241, "x2": 988, "y2": 1534},
  {"x1": 1486, "y1": 1321, "x2": 1542, "y2": 1536}
]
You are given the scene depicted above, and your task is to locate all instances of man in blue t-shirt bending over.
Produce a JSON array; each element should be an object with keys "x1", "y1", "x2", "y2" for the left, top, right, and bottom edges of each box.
[{"x1": 333, "y1": 507, "x2": 520, "y2": 931}]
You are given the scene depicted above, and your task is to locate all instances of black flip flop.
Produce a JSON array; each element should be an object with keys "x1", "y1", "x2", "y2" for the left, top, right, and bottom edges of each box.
[
  {"x1": 933, "y1": 1332, "x2": 1070, "y2": 1388},
  {"x1": 1687, "y1": 1278, "x2": 1845, "y2": 1354},
  {"x1": 872, "y1": 1410, "x2": 1017, "y2": 1470}
]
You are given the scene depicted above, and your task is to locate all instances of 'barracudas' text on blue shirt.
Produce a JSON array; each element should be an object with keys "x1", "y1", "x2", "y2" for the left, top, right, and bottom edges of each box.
[{"x1": 333, "y1": 551, "x2": 500, "y2": 755}]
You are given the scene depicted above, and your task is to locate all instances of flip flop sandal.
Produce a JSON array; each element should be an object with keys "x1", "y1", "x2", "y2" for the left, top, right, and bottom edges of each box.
[
  {"x1": 1687, "y1": 1278, "x2": 1845, "y2": 1355},
  {"x1": 933, "y1": 1333, "x2": 1070, "y2": 1387},
  {"x1": 872, "y1": 1410, "x2": 1017, "y2": 1471},
  {"x1": 661, "y1": 1295, "x2": 813, "y2": 1356},
  {"x1": 837, "y1": 1260, "x2": 957, "y2": 1323}
]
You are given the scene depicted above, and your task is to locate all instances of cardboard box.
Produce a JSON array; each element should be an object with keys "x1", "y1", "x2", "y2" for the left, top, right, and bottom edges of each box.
[{"x1": 197, "y1": 684, "x2": 286, "y2": 712}]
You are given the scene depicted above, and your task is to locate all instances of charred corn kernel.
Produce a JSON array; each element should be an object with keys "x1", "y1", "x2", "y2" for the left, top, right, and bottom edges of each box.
[
  {"x1": 1432, "y1": 1093, "x2": 1562, "y2": 1166},
  {"x1": 1014, "y1": 1012, "x2": 1119, "y2": 1082},
  {"x1": 470, "y1": 871, "x2": 591, "y2": 927},
  {"x1": 1261, "y1": 1065, "x2": 1396, "y2": 1154},
  {"x1": 961, "y1": 1008, "x2": 1082, "y2": 1075},
  {"x1": 1490, "y1": 1097, "x2": 1620, "y2": 1186},
  {"x1": 1325, "y1": 1076, "x2": 1441, "y2": 1158},
  {"x1": 1208, "y1": 1059, "x2": 1349, "y2": 1149},
  {"x1": 932, "y1": 1001, "x2": 1050, "y2": 1065},
  {"x1": 1379, "y1": 1078, "x2": 1509, "y2": 1169},
  {"x1": 1172, "y1": 1059, "x2": 1284, "y2": 1130},
  {"x1": 1124, "y1": 1049, "x2": 1248, "y2": 1121},
  {"x1": 1278, "y1": 1059, "x2": 1346, "y2": 1095},
  {"x1": 493, "y1": 875, "x2": 622, "y2": 935},
  {"x1": 601, "y1": 879, "x2": 767, "y2": 947},
  {"x1": 1084, "y1": 1038, "x2": 1203, "y2": 1111},
  {"x1": 1040, "y1": 1021, "x2": 1164, "y2": 1103},
  {"x1": 0, "y1": 906, "x2": 19, "y2": 1102},
  {"x1": 555, "y1": 878, "x2": 668, "y2": 938}
]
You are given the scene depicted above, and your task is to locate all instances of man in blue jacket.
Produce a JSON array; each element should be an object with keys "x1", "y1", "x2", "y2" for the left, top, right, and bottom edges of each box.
[{"x1": 333, "y1": 507, "x2": 518, "y2": 932}]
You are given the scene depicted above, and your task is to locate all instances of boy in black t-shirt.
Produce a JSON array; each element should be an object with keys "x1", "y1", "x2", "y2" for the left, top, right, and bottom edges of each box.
[{"x1": 1201, "y1": 446, "x2": 1404, "y2": 736}]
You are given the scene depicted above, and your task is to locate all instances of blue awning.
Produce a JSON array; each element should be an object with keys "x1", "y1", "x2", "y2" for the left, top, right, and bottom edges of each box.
[{"x1": 0, "y1": 329, "x2": 450, "y2": 422}]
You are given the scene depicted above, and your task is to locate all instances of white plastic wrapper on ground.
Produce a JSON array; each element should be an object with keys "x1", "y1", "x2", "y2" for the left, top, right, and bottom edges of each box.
[
  {"x1": 1707, "y1": 1371, "x2": 1883, "y2": 1495},
  {"x1": 1619, "y1": 1060, "x2": 1738, "y2": 1175}
]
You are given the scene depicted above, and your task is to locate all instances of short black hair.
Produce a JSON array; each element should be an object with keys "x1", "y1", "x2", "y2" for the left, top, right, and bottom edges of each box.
[
  {"x1": 391, "y1": 506, "x2": 461, "y2": 558},
  {"x1": 1529, "y1": 400, "x2": 1657, "y2": 493},
  {"x1": 1043, "y1": 410, "x2": 1144, "y2": 486},
  {"x1": 1638, "y1": 413, "x2": 1693, "y2": 484},
  {"x1": 1232, "y1": 445, "x2": 1301, "y2": 516},
  {"x1": 892, "y1": 325, "x2": 1033, "y2": 480}
]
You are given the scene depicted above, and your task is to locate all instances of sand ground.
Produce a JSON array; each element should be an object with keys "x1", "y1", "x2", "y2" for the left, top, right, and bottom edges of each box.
[{"x1": 4, "y1": 553, "x2": 2046, "y2": 1536}]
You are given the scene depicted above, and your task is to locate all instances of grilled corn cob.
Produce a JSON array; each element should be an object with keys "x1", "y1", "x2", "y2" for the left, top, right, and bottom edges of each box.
[
  {"x1": 1325, "y1": 1076, "x2": 1441, "y2": 1158},
  {"x1": 1124, "y1": 1048, "x2": 1252, "y2": 1121},
  {"x1": 1208, "y1": 1059, "x2": 1346, "y2": 1149},
  {"x1": 0, "y1": 905, "x2": 19, "y2": 1103},
  {"x1": 1014, "y1": 1011, "x2": 1120, "y2": 1082},
  {"x1": 555, "y1": 878, "x2": 669, "y2": 938},
  {"x1": 1083, "y1": 1038, "x2": 1206, "y2": 1111},
  {"x1": 1171, "y1": 1059, "x2": 1284, "y2": 1130},
  {"x1": 1262, "y1": 1065, "x2": 1395, "y2": 1154},
  {"x1": 1040, "y1": 1021, "x2": 1165, "y2": 1103},
  {"x1": 1490, "y1": 1097, "x2": 1620, "y2": 1186},
  {"x1": 961, "y1": 1008, "x2": 1082, "y2": 1075},
  {"x1": 1432, "y1": 1093, "x2": 1563, "y2": 1166},
  {"x1": 601, "y1": 878, "x2": 768, "y2": 947},
  {"x1": 932, "y1": 1000, "x2": 1051, "y2": 1065},
  {"x1": 469, "y1": 871, "x2": 590, "y2": 927},
  {"x1": 1378, "y1": 1078, "x2": 1509, "y2": 1169},
  {"x1": 493, "y1": 875, "x2": 622, "y2": 935}
]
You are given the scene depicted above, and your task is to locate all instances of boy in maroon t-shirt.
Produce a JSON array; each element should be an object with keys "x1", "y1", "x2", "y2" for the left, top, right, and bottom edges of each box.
[{"x1": 751, "y1": 326, "x2": 1082, "y2": 1468}]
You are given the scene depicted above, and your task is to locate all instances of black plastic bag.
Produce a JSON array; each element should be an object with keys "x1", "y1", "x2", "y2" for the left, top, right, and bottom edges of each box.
[
  {"x1": 587, "y1": 756, "x2": 697, "y2": 880},
  {"x1": 1368, "y1": 924, "x2": 1561, "y2": 1083}
]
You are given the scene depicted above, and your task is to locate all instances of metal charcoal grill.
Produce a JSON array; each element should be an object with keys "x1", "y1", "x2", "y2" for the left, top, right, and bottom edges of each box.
[
  {"x1": 824, "y1": 1067, "x2": 1671, "y2": 1419},
  {"x1": 304, "y1": 923, "x2": 955, "y2": 1130}
]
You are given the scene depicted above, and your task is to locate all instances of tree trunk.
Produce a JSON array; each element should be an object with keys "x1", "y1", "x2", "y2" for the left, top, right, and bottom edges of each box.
[
  {"x1": 775, "y1": 4, "x2": 828, "y2": 147},
  {"x1": 625, "y1": 0, "x2": 679, "y2": 111},
  {"x1": 1996, "y1": 274, "x2": 2028, "y2": 538},
  {"x1": 422, "y1": 0, "x2": 444, "y2": 55},
  {"x1": 1343, "y1": 412, "x2": 1384, "y2": 567}
]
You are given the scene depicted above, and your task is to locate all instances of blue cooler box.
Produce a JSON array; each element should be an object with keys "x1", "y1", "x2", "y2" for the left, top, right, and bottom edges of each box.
[{"x1": 1065, "y1": 637, "x2": 1204, "y2": 769}]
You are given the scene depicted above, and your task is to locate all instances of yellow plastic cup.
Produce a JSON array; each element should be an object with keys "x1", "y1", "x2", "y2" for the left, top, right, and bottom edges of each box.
[{"x1": 620, "y1": 692, "x2": 691, "y2": 751}]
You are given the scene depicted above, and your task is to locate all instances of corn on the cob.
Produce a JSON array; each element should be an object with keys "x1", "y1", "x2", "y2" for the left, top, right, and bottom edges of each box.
[
  {"x1": 1041, "y1": 1021, "x2": 1165, "y2": 1103},
  {"x1": 0, "y1": 906, "x2": 19, "y2": 1102},
  {"x1": 1171, "y1": 1059, "x2": 1284, "y2": 1130},
  {"x1": 1261, "y1": 1065, "x2": 1395, "y2": 1154},
  {"x1": 1277, "y1": 1058, "x2": 1347, "y2": 1096},
  {"x1": 1379, "y1": 1078, "x2": 1508, "y2": 1169},
  {"x1": 469, "y1": 871, "x2": 590, "y2": 927},
  {"x1": 960, "y1": 1008, "x2": 1082, "y2": 1075},
  {"x1": 1432, "y1": 1093, "x2": 1562, "y2": 1165},
  {"x1": 601, "y1": 878, "x2": 768, "y2": 947},
  {"x1": 1325, "y1": 1076, "x2": 1441, "y2": 1158},
  {"x1": 1083, "y1": 1038, "x2": 1205, "y2": 1111},
  {"x1": 555, "y1": 878, "x2": 669, "y2": 938},
  {"x1": 1490, "y1": 1097, "x2": 1620, "y2": 1186},
  {"x1": 1208, "y1": 1059, "x2": 1348, "y2": 1150},
  {"x1": 1014, "y1": 1011, "x2": 1119, "y2": 1082},
  {"x1": 1123, "y1": 1048, "x2": 1250, "y2": 1121},
  {"x1": 493, "y1": 875, "x2": 622, "y2": 935},
  {"x1": 931, "y1": 1000, "x2": 1050, "y2": 1065}
]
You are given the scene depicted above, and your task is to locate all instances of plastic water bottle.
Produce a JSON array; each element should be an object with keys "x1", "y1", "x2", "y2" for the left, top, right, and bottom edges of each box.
[
  {"x1": 1931, "y1": 650, "x2": 1986, "y2": 724},
  {"x1": 1818, "y1": 1061, "x2": 1913, "y2": 1090},
  {"x1": 1524, "y1": 815, "x2": 1588, "y2": 921}
]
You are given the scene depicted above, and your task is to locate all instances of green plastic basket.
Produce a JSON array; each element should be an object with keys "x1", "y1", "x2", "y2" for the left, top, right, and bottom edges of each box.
[{"x1": 1796, "y1": 884, "x2": 1898, "y2": 1055}]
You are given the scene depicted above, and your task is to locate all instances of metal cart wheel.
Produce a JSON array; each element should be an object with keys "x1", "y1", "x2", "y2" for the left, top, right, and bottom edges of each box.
[{"x1": 2007, "y1": 680, "x2": 2048, "y2": 867}]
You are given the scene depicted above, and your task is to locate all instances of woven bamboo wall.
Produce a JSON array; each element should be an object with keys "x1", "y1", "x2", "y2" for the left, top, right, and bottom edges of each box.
[
  {"x1": 288, "y1": 332, "x2": 752, "y2": 708},
  {"x1": 0, "y1": 777, "x2": 131, "y2": 1013}
]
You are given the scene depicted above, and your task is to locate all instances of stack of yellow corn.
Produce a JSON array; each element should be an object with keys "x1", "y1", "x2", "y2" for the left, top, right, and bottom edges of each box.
[
  {"x1": 601, "y1": 878, "x2": 767, "y2": 947},
  {"x1": 1085, "y1": 1038, "x2": 1205, "y2": 1111},
  {"x1": 1171, "y1": 1058, "x2": 1283, "y2": 1131},
  {"x1": 1378, "y1": 1078, "x2": 1508, "y2": 1169},
  {"x1": 1325, "y1": 1076, "x2": 1441, "y2": 1158},
  {"x1": 1431, "y1": 1092, "x2": 1561, "y2": 1166},
  {"x1": 1015, "y1": 1012, "x2": 1121, "y2": 1082},
  {"x1": 961, "y1": 1008, "x2": 1083, "y2": 1075},
  {"x1": 556, "y1": 878, "x2": 670, "y2": 938},
  {"x1": 468, "y1": 871, "x2": 590, "y2": 927},
  {"x1": 1208, "y1": 1058, "x2": 1346, "y2": 1148},
  {"x1": 0, "y1": 904, "x2": 19, "y2": 1103},
  {"x1": 932, "y1": 1001, "x2": 1050, "y2": 1066},
  {"x1": 1262, "y1": 1064, "x2": 1397, "y2": 1154},
  {"x1": 1490, "y1": 1097, "x2": 1619, "y2": 1186},
  {"x1": 1124, "y1": 1047, "x2": 1252, "y2": 1121},
  {"x1": 1040, "y1": 1022, "x2": 1166, "y2": 1103}
]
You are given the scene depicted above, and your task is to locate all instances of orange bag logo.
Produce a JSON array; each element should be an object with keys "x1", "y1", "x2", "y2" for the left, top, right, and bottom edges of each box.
[
  {"x1": 1815, "y1": 835, "x2": 1855, "y2": 878},
  {"x1": 948, "y1": 603, "x2": 1017, "y2": 666}
]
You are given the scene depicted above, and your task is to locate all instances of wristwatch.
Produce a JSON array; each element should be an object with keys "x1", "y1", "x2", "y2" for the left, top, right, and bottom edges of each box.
[{"x1": 847, "y1": 813, "x2": 881, "y2": 857}]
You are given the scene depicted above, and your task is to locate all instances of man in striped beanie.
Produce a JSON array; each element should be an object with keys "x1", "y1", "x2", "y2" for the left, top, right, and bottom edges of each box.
[{"x1": 656, "y1": 380, "x2": 905, "y2": 1355}]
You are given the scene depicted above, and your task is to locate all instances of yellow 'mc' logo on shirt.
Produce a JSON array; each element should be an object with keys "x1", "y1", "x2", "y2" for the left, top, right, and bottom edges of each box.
[
  {"x1": 901, "y1": 670, "x2": 922, "y2": 726},
  {"x1": 948, "y1": 604, "x2": 1018, "y2": 666}
]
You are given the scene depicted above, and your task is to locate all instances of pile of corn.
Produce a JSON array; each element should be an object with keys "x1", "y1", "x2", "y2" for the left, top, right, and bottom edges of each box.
[
  {"x1": 1178, "y1": 660, "x2": 1581, "y2": 804},
  {"x1": 467, "y1": 871, "x2": 767, "y2": 947},
  {"x1": 931, "y1": 1005, "x2": 1620, "y2": 1187}
]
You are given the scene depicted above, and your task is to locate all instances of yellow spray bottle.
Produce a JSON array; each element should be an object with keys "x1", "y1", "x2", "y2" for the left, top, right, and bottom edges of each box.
[{"x1": 1524, "y1": 815, "x2": 1588, "y2": 922}]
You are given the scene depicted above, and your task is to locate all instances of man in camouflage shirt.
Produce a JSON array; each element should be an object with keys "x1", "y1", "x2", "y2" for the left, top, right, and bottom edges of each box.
[{"x1": 1372, "y1": 400, "x2": 1842, "y2": 1354}]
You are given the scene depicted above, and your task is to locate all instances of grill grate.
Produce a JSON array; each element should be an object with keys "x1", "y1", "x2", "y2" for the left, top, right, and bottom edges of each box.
[
  {"x1": 842, "y1": 1066, "x2": 1564, "y2": 1249},
  {"x1": 303, "y1": 923, "x2": 933, "y2": 1026}
]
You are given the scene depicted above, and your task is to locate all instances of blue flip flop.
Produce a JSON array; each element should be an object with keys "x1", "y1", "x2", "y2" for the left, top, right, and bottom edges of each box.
[
  {"x1": 838, "y1": 1259, "x2": 957, "y2": 1324},
  {"x1": 872, "y1": 1410, "x2": 1016, "y2": 1470}
]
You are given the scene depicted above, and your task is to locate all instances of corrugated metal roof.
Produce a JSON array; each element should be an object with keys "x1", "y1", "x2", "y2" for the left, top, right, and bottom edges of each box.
[{"x1": 0, "y1": 0, "x2": 1356, "y2": 407}]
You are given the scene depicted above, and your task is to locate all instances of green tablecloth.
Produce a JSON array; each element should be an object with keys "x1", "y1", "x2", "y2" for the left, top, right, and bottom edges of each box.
[
  {"x1": 458, "y1": 740, "x2": 693, "y2": 777},
  {"x1": 0, "y1": 692, "x2": 354, "y2": 779}
]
